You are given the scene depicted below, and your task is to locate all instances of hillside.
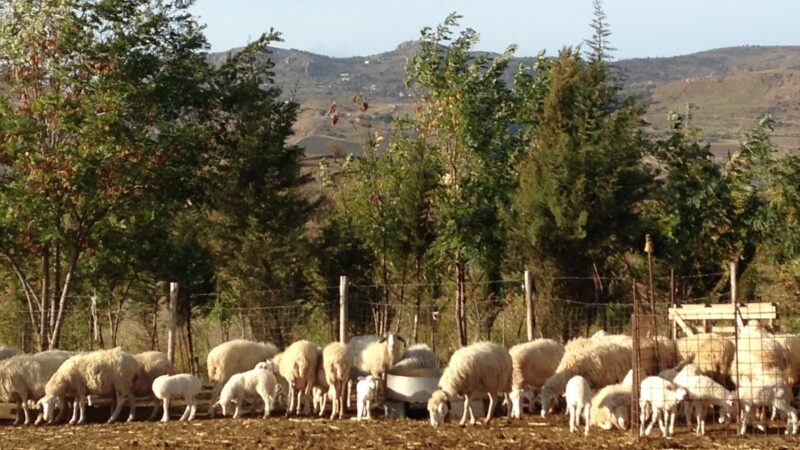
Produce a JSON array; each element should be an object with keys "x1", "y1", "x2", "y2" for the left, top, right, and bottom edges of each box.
[{"x1": 210, "y1": 44, "x2": 800, "y2": 157}]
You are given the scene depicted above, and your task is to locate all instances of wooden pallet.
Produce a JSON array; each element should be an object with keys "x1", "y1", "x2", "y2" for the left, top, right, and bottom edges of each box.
[{"x1": 668, "y1": 302, "x2": 777, "y2": 337}]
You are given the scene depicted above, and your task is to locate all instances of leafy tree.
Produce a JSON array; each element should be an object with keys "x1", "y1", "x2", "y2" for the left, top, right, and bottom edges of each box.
[
  {"x1": 0, "y1": 0, "x2": 211, "y2": 349},
  {"x1": 406, "y1": 14, "x2": 521, "y2": 345}
]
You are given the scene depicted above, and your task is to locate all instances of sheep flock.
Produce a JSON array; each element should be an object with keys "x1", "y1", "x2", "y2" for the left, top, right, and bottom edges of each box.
[{"x1": 1, "y1": 322, "x2": 800, "y2": 441}]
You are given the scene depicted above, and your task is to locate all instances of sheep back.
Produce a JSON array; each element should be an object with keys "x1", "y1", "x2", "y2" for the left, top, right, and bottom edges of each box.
[
  {"x1": 509, "y1": 338, "x2": 565, "y2": 390},
  {"x1": 206, "y1": 339, "x2": 279, "y2": 384},
  {"x1": 322, "y1": 342, "x2": 351, "y2": 386},
  {"x1": 439, "y1": 342, "x2": 512, "y2": 397},
  {"x1": 278, "y1": 340, "x2": 321, "y2": 388},
  {"x1": 132, "y1": 351, "x2": 174, "y2": 397}
]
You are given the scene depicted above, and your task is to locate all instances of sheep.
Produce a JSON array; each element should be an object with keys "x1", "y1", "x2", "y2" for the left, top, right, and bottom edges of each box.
[
  {"x1": 151, "y1": 374, "x2": 202, "y2": 422},
  {"x1": 589, "y1": 383, "x2": 631, "y2": 431},
  {"x1": 676, "y1": 333, "x2": 735, "y2": 383},
  {"x1": 638, "y1": 376, "x2": 688, "y2": 437},
  {"x1": 621, "y1": 370, "x2": 633, "y2": 386},
  {"x1": 539, "y1": 339, "x2": 631, "y2": 417},
  {"x1": 0, "y1": 346, "x2": 20, "y2": 361},
  {"x1": 427, "y1": 341, "x2": 512, "y2": 427},
  {"x1": 732, "y1": 321, "x2": 787, "y2": 385},
  {"x1": 738, "y1": 372, "x2": 798, "y2": 435},
  {"x1": 672, "y1": 370, "x2": 735, "y2": 436},
  {"x1": 0, "y1": 351, "x2": 74, "y2": 425},
  {"x1": 508, "y1": 339, "x2": 564, "y2": 419},
  {"x1": 356, "y1": 374, "x2": 380, "y2": 420},
  {"x1": 277, "y1": 340, "x2": 321, "y2": 416},
  {"x1": 214, "y1": 362, "x2": 277, "y2": 419},
  {"x1": 775, "y1": 333, "x2": 800, "y2": 388},
  {"x1": 37, "y1": 347, "x2": 138, "y2": 425},
  {"x1": 348, "y1": 333, "x2": 406, "y2": 378},
  {"x1": 566, "y1": 375, "x2": 591, "y2": 436},
  {"x1": 131, "y1": 351, "x2": 174, "y2": 420},
  {"x1": 391, "y1": 343, "x2": 438, "y2": 372},
  {"x1": 206, "y1": 339, "x2": 279, "y2": 415},
  {"x1": 323, "y1": 342, "x2": 351, "y2": 420}
]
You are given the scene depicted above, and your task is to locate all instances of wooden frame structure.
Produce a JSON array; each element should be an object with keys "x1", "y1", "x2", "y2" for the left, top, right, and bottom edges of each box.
[{"x1": 668, "y1": 302, "x2": 777, "y2": 337}]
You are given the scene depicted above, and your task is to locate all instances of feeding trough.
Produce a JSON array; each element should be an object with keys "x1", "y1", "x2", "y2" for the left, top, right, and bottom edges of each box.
[{"x1": 384, "y1": 367, "x2": 483, "y2": 420}]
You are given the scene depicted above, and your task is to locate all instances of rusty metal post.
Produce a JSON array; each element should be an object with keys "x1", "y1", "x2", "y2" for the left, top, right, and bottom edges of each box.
[{"x1": 631, "y1": 281, "x2": 641, "y2": 438}]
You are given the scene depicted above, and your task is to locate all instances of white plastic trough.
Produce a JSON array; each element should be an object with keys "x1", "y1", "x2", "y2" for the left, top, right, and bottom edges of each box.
[{"x1": 385, "y1": 367, "x2": 484, "y2": 419}]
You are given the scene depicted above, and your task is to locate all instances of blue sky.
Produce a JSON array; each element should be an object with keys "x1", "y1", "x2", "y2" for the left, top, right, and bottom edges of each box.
[{"x1": 189, "y1": 1, "x2": 800, "y2": 60}]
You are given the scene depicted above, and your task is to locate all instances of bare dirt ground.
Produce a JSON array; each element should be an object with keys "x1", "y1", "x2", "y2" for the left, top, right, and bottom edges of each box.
[{"x1": 1, "y1": 412, "x2": 799, "y2": 450}]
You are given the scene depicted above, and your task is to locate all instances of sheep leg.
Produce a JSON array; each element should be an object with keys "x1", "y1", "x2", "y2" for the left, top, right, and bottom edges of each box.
[
  {"x1": 638, "y1": 403, "x2": 647, "y2": 436},
  {"x1": 77, "y1": 397, "x2": 87, "y2": 425},
  {"x1": 583, "y1": 404, "x2": 590, "y2": 436},
  {"x1": 695, "y1": 404, "x2": 706, "y2": 436},
  {"x1": 108, "y1": 392, "x2": 125, "y2": 423},
  {"x1": 162, "y1": 398, "x2": 171, "y2": 422},
  {"x1": 295, "y1": 387, "x2": 303, "y2": 415},
  {"x1": 180, "y1": 402, "x2": 192, "y2": 421},
  {"x1": 346, "y1": 379, "x2": 353, "y2": 409},
  {"x1": 739, "y1": 404, "x2": 751, "y2": 435},
  {"x1": 459, "y1": 395, "x2": 471, "y2": 427},
  {"x1": 571, "y1": 405, "x2": 578, "y2": 433},
  {"x1": 319, "y1": 388, "x2": 327, "y2": 417},
  {"x1": 485, "y1": 392, "x2": 496, "y2": 423},
  {"x1": 13, "y1": 400, "x2": 22, "y2": 426},
  {"x1": 286, "y1": 384, "x2": 295, "y2": 416},
  {"x1": 668, "y1": 409, "x2": 677, "y2": 436},
  {"x1": 658, "y1": 410, "x2": 668, "y2": 437},
  {"x1": 127, "y1": 392, "x2": 136, "y2": 422}
]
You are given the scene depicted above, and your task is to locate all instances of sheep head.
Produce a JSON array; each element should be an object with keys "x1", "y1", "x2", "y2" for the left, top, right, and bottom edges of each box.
[
  {"x1": 427, "y1": 390, "x2": 450, "y2": 428},
  {"x1": 36, "y1": 395, "x2": 63, "y2": 423}
]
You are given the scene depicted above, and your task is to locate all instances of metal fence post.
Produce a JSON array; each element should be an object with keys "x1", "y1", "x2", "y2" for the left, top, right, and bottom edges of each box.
[
  {"x1": 339, "y1": 275, "x2": 348, "y2": 343},
  {"x1": 524, "y1": 270, "x2": 535, "y2": 341},
  {"x1": 167, "y1": 282, "x2": 178, "y2": 364}
]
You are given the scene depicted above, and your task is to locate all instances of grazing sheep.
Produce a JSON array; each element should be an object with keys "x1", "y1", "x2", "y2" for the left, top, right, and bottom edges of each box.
[
  {"x1": 151, "y1": 374, "x2": 202, "y2": 422},
  {"x1": 427, "y1": 342, "x2": 512, "y2": 427},
  {"x1": 638, "y1": 376, "x2": 687, "y2": 437},
  {"x1": 539, "y1": 339, "x2": 631, "y2": 417},
  {"x1": 676, "y1": 333, "x2": 735, "y2": 383},
  {"x1": 323, "y1": 342, "x2": 351, "y2": 420},
  {"x1": 132, "y1": 351, "x2": 174, "y2": 420},
  {"x1": 214, "y1": 363, "x2": 277, "y2": 419},
  {"x1": 356, "y1": 375, "x2": 380, "y2": 420},
  {"x1": 0, "y1": 351, "x2": 74, "y2": 425},
  {"x1": 589, "y1": 383, "x2": 631, "y2": 431},
  {"x1": 0, "y1": 346, "x2": 20, "y2": 361},
  {"x1": 206, "y1": 339, "x2": 279, "y2": 414},
  {"x1": 37, "y1": 348, "x2": 138, "y2": 425},
  {"x1": 508, "y1": 339, "x2": 565, "y2": 419},
  {"x1": 738, "y1": 373, "x2": 798, "y2": 435},
  {"x1": 278, "y1": 340, "x2": 321, "y2": 416},
  {"x1": 565, "y1": 375, "x2": 591, "y2": 436},
  {"x1": 672, "y1": 370, "x2": 735, "y2": 436},
  {"x1": 391, "y1": 343, "x2": 438, "y2": 371}
]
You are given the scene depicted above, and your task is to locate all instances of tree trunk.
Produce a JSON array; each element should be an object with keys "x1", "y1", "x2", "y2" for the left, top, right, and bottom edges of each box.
[
  {"x1": 48, "y1": 248, "x2": 79, "y2": 350},
  {"x1": 455, "y1": 261, "x2": 467, "y2": 347},
  {"x1": 186, "y1": 305, "x2": 196, "y2": 375},
  {"x1": 50, "y1": 241, "x2": 61, "y2": 343},
  {"x1": 39, "y1": 245, "x2": 50, "y2": 351}
]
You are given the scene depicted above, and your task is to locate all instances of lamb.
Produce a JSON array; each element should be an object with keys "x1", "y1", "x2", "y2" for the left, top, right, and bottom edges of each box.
[
  {"x1": 151, "y1": 373, "x2": 202, "y2": 422},
  {"x1": 565, "y1": 375, "x2": 591, "y2": 436},
  {"x1": 0, "y1": 351, "x2": 74, "y2": 425},
  {"x1": 676, "y1": 333, "x2": 735, "y2": 383},
  {"x1": 323, "y1": 342, "x2": 351, "y2": 420},
  {"x1": 214, "y1": 362, "x2": 277, "y2": 419},
  {"x1": 672, "y1": 370, "x2": 735, "y2": 436},
  {"x1": 508, "y1": 339, "x2": 564, "y2": 419},
  {"x1": 539, "y1": 339, "x2": 631, "y2": 417},
  {"x1": 206, "y1": 339, "x2": 279, "y2": 414},
  {"x1": 738, "y1": 372, "x2": 798, "y2": 435},
  {"x1": 0, "y1": 346, "x2": 20, "y2": 361},
  {"x1": 277, "y1": 340, "x2": 321, "y2": 416},
  {"x1": 638, "y1": 376, "x2": 687, "y2": 437},
  {"x1": 427, "y1": 341, "x2": 512, "y2": 427},
  {"x1": 391, "y1": 343, "x2": 438, "y2": 372},
  {"x1": 589, "y1": 383, "x2": 631, "y2": 431},
  {"x1": 356, "y1": 374, "x2": 380, "y2": 420},
  {"x1": 312, "y1": 361, "x2": 329, "y2": 416},
  {"x1": 37, "y1": 347, "x2": 138, "y2": 424}
]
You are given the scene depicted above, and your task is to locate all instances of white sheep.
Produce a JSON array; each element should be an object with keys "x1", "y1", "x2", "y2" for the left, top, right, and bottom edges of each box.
[
  {"x1": 539, "y1": 338, "x2": 631, "y2": 417},
  {"x1": 206, "y1": 339, "x2": 279, "y2": 415},
  {"x1": 621, "y1": 370, "x2": 633, "y2": 386},
  {"x1": 638, "y1": 376, "x2": 687, "y2": 437},
  {"x1": 151, "y1": 373, "x2": 202, "y2": 422},
  {"x1": 214, "y1": 362, "x2": 277, "y2": 419},
  {"x1": 312, "y1": 361, "x2": 329, "y2": 416},
  {"x1": 0, "y1": 346, "x2": 20, "y2": 361},
  {"x1": 0, "y1": 350, "x2": 74, "y2": 425},
  {"x1": 589, "y1": 383, "x2": 631, "y2": 431},
  {"x1": 391, "y1": 343, "x2": 439, "y2": 371},
  {"x1": 132, "y1": 351, "x2": 175, "y2": 420},
  {"x1": 738, "y1": 372, "x2": 798, "y2": 435},
  {"x1": 323, "y1": 342, "x2": 351, "y2": 420},
  {"x1": 676, "y1": 333, "x2": 735, "y2": 383},
  {"x1": 356, "y1": 374, "x2": 380, "y2": 420},
  {"x1": 565, "y1": 375, "x2": 591, "y2": 436},
  {"x1": 672, "y1": 370, "x2": 735, "y2": 436},
  {"x1": 37, "y1": 347, "x2": 138, "y2": 424},
  {"x1": 277, "y1": 340, "x2": 321, "y2": 416},
  {"x1": 427, "y1": 341, "x2": 512, "y2": 427},
  {"x1": 348, "y1": 333, "x2": 406, "y2": 377},
  {"x1": 508, "y1": 339, "x2": 564, "y2": 419}
]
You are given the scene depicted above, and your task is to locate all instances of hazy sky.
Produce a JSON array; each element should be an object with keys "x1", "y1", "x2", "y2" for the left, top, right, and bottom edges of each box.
[{"x1": 189, "y1": 1, "x2": 800, "y2": 60}]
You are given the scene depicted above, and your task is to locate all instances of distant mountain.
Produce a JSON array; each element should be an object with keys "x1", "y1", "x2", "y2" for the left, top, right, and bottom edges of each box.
[{"x1": 209, "y1": 44, "x2": 800, "y2": 157}]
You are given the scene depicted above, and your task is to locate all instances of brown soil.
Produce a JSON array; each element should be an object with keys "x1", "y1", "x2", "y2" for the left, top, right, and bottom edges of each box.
[{"x1": 0, "y1": 413, "x2": 797, "y2": 449}]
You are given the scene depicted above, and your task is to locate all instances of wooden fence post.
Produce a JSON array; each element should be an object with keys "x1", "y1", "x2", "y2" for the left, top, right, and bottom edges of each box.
[
  {"x1": 524, "y1": 270, "x2": 535, "y2": 341},
  {"x1": 167, "y1": 282, "x2": 178, "y2": 364},
  {"x1": 339, "y1": 276, "x2": 348, "y2": 343}
]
